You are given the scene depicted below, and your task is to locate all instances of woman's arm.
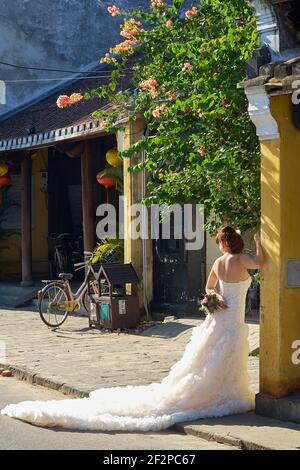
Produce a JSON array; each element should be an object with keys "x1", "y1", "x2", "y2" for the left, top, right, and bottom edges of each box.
[
  {"x1": 240, "y1": 232, "x2": 265, "y2": 270},
  {"x1": 205, "y1": 262, "x2": 227, "y2": 309},
  {"x1": 205, "y1": 263, "x2": 219, "y2": 294}
]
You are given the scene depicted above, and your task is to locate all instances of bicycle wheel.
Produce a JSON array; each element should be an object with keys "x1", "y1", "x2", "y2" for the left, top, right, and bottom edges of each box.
[
  {"x1": 82, "y1": 289, "x2": 91, "y2": 313},
  {"x1": 39, "y1": 283, "x2": 69, "y2": 327}
]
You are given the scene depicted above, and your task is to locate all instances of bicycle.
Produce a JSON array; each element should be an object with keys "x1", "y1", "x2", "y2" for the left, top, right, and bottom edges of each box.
[
  {"x1": 38, "y1": 251, "x2": 99, "y2": 328},
  {"x1": 47, "y1": 233, "x2": 82, "y2": 279}
]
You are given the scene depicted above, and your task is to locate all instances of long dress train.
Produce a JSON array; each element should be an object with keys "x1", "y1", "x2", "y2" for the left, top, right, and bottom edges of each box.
[{"x1": 1, "y1": 278, "x2": 254, "y2": 432}]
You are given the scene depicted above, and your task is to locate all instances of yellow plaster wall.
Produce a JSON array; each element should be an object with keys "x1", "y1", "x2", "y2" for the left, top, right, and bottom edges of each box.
[
  {"x1": 0, "y1": 149, "x2": 48, "y2": 279},
  {"x1": 260, "y1": 94, "x2": 300, "y2": 396},
  {"x1": 121, "y1": 120, "x2": 153, "y2": 312}
]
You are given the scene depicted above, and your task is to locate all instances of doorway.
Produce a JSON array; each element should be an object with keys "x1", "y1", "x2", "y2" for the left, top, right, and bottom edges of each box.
[{"x1": 152, "y1": 209, "x2": 206, "y2": 316}]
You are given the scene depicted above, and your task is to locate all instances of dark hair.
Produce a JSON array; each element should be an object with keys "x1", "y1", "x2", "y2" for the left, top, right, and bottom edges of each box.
[{"x1": 215, "y1": 226, "x2": 244, "y2": 254}]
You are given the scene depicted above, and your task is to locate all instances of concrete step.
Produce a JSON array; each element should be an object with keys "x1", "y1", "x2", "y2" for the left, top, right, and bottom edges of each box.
[
  {"x1": 175, "y1": 412, "x2": 300, "y2": 450},
  {"x1": 0, "y1": 281, "x2": 85, "y2": 308},
  {"x1": 0, "y1": 283, "x2": 40, "y2": 308},
  {"x1": 256, "y1": 393, "x2": 300, "y2": 425},
  {"x1": 0, "y1": 283, "x2": 89, "y2": 317}
]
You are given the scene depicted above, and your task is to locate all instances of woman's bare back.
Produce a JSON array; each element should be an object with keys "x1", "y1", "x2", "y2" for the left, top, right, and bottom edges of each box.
[
  {"x1": 214, "y1": 254, "x2": 250, "y2": 283},
  {"x1": 205, "y1": 231, "x2": 264, "y2": 295}
]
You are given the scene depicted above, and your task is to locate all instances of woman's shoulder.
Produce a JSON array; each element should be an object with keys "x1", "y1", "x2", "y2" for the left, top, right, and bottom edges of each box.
[
  {"x1": 213, "y1": 255, "x2": 225, "y2": 269},
  {"x1": 238, "y1": 252, "x2": 250, "y2": 264}
]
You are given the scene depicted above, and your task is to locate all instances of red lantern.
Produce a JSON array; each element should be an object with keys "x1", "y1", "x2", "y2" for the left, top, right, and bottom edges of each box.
[
  {"x1": 97, "y1": 175, "x2": 116, "y2": 189},
  {"x1": 0, "y1": 174, "x2": 12, "y2": 188},
  {"x1": 97, "y1": 174, "x2": 116, "y2": 203}
]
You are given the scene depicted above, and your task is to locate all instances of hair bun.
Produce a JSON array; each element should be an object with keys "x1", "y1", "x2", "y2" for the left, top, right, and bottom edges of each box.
[{"x1": 215, "y1": 226, "x2": 244, "y2": 254}]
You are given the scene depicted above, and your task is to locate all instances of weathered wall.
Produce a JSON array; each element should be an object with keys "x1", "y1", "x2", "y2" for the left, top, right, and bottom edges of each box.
[{"x1": 0, "y1": 0, "x2": 148, "y2": 116}]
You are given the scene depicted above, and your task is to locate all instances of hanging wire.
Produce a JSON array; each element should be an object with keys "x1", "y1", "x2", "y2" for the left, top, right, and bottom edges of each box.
[
  {"x1": 0, "y1": 60, "x2": 133, "y2": 78},
  {"x1": 0, "y1": 60, "x2": 116, "y2": 74},
  {"x1": 4, "y1": 75, "x2": 126, "y2": 83}
]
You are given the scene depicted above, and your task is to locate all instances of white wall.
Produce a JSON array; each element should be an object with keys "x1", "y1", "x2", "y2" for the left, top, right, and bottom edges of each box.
[{"x1": 206, "y1": 234, "x2": 221, "y2": 279}]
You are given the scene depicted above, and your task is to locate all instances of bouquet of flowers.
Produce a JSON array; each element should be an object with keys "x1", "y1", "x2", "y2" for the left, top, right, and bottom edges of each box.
[{"x1": 199, "y1": 293, "x2": 227, "y2": 316}]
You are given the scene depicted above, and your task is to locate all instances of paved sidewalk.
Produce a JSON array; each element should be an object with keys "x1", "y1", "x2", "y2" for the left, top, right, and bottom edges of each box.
[{"x1": 0, "y1": 309, "x2": 259, "y2": 396}]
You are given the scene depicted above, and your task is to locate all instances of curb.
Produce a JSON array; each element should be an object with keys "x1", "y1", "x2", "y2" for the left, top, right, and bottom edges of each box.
[
  {"x1": 173, "y1": 423, "x2": 272, "y2": 450},
  {"x1": 0, "y1": 362, "x2": 89, "y2": 399}
]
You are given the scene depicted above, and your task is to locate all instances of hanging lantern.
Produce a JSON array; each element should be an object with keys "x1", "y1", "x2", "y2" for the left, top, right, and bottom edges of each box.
[
  {"x1": 106, "y1": 148, "x2": 123, "y2": 168},
  {"x1": 0, "y1": 174, "x2": 12, "y2": 188},
  {"x1": 0, "y1": 163, "x2": 9, "y2": 177},
  {"x1": 97, "y1": 175, "x2": 116, "y2": 189},
  {"x1": 97, "y1": 174, "x2": 116, "y2": 204}
]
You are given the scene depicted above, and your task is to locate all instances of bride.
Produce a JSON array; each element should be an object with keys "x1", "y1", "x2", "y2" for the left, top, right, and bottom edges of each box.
[{"x1": 1, "y1": 226, "x2": 264, "y2": 432}]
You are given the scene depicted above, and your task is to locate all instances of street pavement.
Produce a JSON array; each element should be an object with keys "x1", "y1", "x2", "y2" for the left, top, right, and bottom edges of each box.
[
  {"x1": 0, "y1": 377, "x2": 235, "y2": 450},
  {"x1": 0, "y1": 309, "x2": 259, "y2": 396}
]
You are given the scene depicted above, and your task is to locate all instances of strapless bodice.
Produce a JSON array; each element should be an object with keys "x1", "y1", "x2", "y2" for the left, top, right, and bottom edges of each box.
[{"x1": 218, "y1": 277, "x2": 252, "y2": 324}]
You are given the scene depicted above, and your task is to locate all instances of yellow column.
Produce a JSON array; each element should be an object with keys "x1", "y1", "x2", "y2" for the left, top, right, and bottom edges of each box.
[
  {"x1": 117, "y1": 119, "x2": 153, "y2": 313},
  {"x1": 259, "y1": 94, "x2": 300, "y2": 399}
]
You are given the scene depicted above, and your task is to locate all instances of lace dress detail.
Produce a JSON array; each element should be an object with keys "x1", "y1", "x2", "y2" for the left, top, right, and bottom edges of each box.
[{"x1": 1, "y1": 278, "x2": 254, "y2": 431}]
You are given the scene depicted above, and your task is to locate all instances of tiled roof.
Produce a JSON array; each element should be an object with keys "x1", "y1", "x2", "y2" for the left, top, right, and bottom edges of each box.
[
  {"x1": 97, "y1": 263, "x2": 139, "y2": 284},
  {"x1": 0, "y1": 67, "x2": 132, "y2": 152}
]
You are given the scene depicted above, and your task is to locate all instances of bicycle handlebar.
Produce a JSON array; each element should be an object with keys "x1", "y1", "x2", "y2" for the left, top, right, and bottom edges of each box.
[
  {"x1": 74, "y1": 254, "x2": 93, "y2": 270},
  {"x1": 74, "y1": 262, "x2": 86, "y2": 268}
]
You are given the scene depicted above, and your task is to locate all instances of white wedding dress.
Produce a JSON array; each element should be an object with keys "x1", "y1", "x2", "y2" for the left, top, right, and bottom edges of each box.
[{"x1": 1, "y1": 278, "x2": 254, "y2": 431}]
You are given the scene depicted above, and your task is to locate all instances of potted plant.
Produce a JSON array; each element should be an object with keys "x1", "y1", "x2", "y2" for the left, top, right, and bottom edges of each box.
[{"x1": 92, "y1": 238, "x2": 124, "y2": 265}]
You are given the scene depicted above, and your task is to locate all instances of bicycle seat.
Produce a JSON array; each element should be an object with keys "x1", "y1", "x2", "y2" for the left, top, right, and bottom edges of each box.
[{"x1": 59, "y1": 273, "x2": 73, "y2": 281}]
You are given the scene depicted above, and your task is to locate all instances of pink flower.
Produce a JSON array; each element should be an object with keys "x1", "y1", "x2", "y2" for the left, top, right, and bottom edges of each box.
[
  {"x1": 56, "y1": 95, "x2": 71, "y2": 109},
  {"x1": 139, "y1": 78, "x2": 159, "y2": 98},
  {"x1": 102, "y1": 120, "x2": 110, "y2": 129},
  {"x1": 151, "y1": 0, "x2": 168, "y2": 9},
  {"x1": 168, "y1": 92, "x2": 177, "y2": 102},
  {"x1": 150, "y1": 89, "x2": 159, "y2": 98},
  {"x1": 198, "y1": 147, "x2": 206, "y2": 157},
  {"x1": 120, "y1": 19, "x2": 144, "y2": 41},
  {"x1": 107, "y1": 5, "x2": 121, "y2": 16},
  {"x1": 165, "y1": 19, "x2": 173, "y2": 27},
  {"x1": 152, "y1": 105, "x2": 169, "y2": 118},
  {"x1": 185, "y1": 7, "x2": 198, "y2": 19},
  {"x1": 222, "y1": 99, "x2": 231, "y2": 107},
  {"x1": 111, "y1": 40, "x2": 135, "y2": 55},
  {"x1": 69, "y1": 93, "x2": 83, "y2": 104},
  {"x1": 100, "y1": 53, "x2": 117, "y2": 64},
  {"x1": 149, "y1": 80, "x2": 158, "y2": 89},
  {"x1": 182, "y1": 62, "x2": 193, "y2": 72},
  {"x1": 139, "y1": 78, "x2": 158, "y2": 90}
]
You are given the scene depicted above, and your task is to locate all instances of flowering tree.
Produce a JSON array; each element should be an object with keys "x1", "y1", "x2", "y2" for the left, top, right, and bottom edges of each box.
[{"x1": 59, "y1": 0, "x2": 260, "y2": 234}]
